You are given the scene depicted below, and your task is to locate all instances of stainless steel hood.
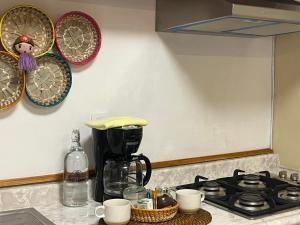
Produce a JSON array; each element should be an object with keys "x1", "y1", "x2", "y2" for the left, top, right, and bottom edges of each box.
[{"x1": 156, "y1": 0, "x2": 300, "y2": 37}]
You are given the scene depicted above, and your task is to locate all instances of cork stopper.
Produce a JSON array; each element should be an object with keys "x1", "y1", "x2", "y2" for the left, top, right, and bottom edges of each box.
[{"x1": 71, "y1": 129, "x2": 80, "y2": 143}]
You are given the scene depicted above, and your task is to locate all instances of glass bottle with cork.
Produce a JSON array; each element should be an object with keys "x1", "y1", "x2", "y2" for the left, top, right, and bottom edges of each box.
[{"x1": 63, "y1": 129, "x2": 89, "y2": 207}]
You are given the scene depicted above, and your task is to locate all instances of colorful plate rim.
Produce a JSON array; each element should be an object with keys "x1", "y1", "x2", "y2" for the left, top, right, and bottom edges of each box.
[
  {"x1": 25, "y1": 53, "x2": 72, "y2": 107},
  {"x1": 0, "y1": 5, "x2": 55, "y2": 58},
  {"x1": 55, "y1": 11, "x2": 102, "y2": 65},
  {"x1": 0, "y1": 51, "x2": 25, "y2": 111}
]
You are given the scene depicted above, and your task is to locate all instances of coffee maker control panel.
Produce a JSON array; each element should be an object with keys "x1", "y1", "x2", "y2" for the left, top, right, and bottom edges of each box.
[{"x1": 107, "y1": 126, "x2": 143, "y2": 157}]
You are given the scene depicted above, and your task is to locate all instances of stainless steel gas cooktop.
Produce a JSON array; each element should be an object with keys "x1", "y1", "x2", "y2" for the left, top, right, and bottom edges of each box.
[
  {"x1": 0, "y1": 208, "x2": 55, "y2": 225},
  {"x1": 175, "y1": 169, "x2": 300, "y2": 219}
]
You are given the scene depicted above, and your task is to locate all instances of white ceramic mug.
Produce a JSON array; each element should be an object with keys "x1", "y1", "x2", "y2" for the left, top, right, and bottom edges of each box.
[
  {"x1": 176, "y1": 189, "x2": 205, "y2": 214},
  {"x1": 95, "y1": 199, "x2": 131, "y2": 225}
]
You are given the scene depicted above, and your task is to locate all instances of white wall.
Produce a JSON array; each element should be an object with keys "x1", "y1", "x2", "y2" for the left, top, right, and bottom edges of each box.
[
  {"x1": 273, "y1": 33, "x2": 300, "y2": 170},
  {"x1": 0, "y1": 0, "x2": 273, "y2": 179}
]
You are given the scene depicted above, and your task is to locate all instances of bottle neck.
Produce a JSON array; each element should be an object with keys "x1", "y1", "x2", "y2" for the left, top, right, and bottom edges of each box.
[
  {"x1": 71, "y1": 141, "x2": 82, "y2": 151},
  {"x1": 70, "y1": 129, "x2": 82, "y2": 151}
]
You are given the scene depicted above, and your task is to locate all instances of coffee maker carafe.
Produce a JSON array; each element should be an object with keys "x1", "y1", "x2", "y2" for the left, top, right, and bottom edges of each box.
[
  {"x1": 103, "y1": 154, "x2": 151, "y2": 198},
  {"x1": 92, "y1": 125, "x2": 152, "y2": 202}
]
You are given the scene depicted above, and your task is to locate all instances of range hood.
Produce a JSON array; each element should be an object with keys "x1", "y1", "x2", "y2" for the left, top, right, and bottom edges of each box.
[{"x1": 156, "y1": 0, "x2": 300, "y2": 37}]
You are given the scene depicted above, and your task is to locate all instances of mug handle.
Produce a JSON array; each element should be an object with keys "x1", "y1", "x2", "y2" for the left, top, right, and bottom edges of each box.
[
  {"x1": 200, "y1": 192, "x2": 205, "y2": 201},
  {"x1": 94, "y1": 205, "x2": 105, "y2": 218},
  {"x1": 166, "y1": 188, "x2": 177, "y2": 199}
]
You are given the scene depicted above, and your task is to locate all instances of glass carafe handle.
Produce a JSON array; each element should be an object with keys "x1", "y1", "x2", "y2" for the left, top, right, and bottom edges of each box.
[{"x1": 137, "y1": 154, "x2": 152, "y2": 186}]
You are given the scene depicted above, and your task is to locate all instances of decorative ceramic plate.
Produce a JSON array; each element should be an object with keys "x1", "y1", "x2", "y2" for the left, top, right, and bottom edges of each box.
[
  {"x1": 25, "y1": 53, "x2": 72, "y2": 107},
  {"x1": 0, "y1": 5, "x2": 54, "y2": 57},
  {"x1": 0, "y1": 51, "x2": 25, "y2": 110},
  {"x1": 55, "y1": 11, "x2": 101, "y2": 65}
]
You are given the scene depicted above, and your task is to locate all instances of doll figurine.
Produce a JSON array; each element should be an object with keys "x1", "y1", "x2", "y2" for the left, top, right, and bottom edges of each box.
[{"x1": 14, "y1": 35, "x2": 37, "y2": 72}]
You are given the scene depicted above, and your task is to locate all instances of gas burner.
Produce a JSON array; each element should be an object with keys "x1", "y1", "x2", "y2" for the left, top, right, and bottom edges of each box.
[
  {"x1": 244, "y1": 174, "x2": 260, "y2": 183},
  {"x1": 278, "y1": 186, "x2": 300, "y2": 202},
  {"x1": 234, "y1": 193, "x2": 270, "y2": 212},
  {"x1": 238, "y1": 174, "x2": 266, "y2": 189},
  {"x1": 204, "y1": 181, "x2": 219, "y2": 190},
  {"x1": 200, "y1": 181, "x2": 226, "y2": 197}
]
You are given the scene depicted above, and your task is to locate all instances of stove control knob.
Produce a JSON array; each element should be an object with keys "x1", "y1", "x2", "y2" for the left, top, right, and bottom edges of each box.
[
  {"x1": 290, "y1": 173, "x2": 299, "y2": 182},
  {"x1": 279, "y1": 171, "x2": 288, "y2": 180}
]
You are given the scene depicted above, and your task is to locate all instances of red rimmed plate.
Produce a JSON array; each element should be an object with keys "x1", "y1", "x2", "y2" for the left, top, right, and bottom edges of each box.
[{"x1": 55, "y1": 11, "x2": 101, "y2": 65}]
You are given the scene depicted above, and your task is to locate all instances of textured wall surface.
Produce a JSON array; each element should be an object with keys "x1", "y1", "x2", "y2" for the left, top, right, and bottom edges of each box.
[{"x1": 0, "y1": 0, "x2": 273, "y2": 179}]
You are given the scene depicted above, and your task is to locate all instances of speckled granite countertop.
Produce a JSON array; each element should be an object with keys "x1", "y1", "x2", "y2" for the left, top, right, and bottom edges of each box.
[{"x1": 1, "y1": 154, "x2": 300, "y2": 225}]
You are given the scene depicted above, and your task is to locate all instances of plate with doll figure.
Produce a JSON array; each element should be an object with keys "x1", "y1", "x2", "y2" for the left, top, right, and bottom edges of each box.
[
  {"x1": 0, "y1": 5, "x2": 54, "y2": 58},
  {"x1": 25, "y1": 53, "x2": 72, "y2": 107}
]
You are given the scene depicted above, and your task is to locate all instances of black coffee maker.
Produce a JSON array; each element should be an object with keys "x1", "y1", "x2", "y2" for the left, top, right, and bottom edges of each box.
[{"x1": 92, "y1": 125, "x2": 152, "y2": 202}]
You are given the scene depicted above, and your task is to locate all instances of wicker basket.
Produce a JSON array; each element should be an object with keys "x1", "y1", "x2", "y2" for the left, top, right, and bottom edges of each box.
[{"x1": 131, "y1": 202, "x2": 179, "y2": 223}]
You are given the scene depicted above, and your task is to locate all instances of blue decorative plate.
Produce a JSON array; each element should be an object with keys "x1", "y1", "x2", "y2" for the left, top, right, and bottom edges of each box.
[{"x1": 25, "y1": 53, "x2": 72, "y2": 107}]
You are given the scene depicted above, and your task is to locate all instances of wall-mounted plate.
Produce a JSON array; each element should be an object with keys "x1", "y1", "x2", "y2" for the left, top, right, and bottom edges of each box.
[
  {"x1": 0, "y1": 5, "x2": 54, "y2": 58},
  {"x1": 55, "y1": 11, "x2": 101, "y2": 65},
  {"x1": 25, "y1": 53, "x2": 72, "y2": 107},
  {"x1": 0, "y1": 51, "x2": 25, "y2": 111}
]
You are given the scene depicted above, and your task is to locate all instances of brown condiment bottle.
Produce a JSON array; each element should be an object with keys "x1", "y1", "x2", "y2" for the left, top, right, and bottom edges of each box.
[{"x1": 157, "y1": 188, "x2": 176, "y2": 209}]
